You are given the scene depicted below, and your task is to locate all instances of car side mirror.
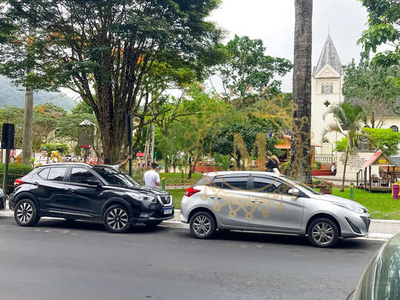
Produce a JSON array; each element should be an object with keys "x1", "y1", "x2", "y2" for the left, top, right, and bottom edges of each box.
[
  {"x1": 85, "y1": 179, "x2": 101, "y2": 186},
  {"x1": 288, "y1": 188, "x2": 300, "y2": 196}
]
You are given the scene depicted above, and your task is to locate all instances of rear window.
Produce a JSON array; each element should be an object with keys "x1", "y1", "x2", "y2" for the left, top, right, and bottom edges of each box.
[
  {"x1": 222, "y1": 176, "x2": 248, "y2": 190},
  {"x1": 37, "y1": 168, "x2": 50, "y2": 180},
  {"x1": 196, "y1": 176, "x2": 214, "y2": 186},
  {"x1": 47, "y1": 167, "x2": 67, "y2": 181}
]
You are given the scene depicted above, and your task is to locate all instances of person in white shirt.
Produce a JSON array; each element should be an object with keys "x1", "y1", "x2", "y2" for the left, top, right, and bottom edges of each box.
[
  {"x1": 104, "y1": 155, "x2": 132, "y2": 171},
  {"x1": 143, "y1": 162, "x2": 161, "y2": 189}
]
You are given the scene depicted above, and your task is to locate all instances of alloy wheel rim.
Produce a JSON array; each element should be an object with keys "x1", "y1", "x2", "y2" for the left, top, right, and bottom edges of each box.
[
  {"x1": 193, "y1": 215, "x2": 211, "y2": 236},
  {"x1": 312, "y1": 222, "x2": 334, "y2": 245},
  {"x1": 107, "y1": 208, "x2": 128, "y2": 230},
  {"x1": 17, "y1": 202, "x2": 33, "y2": 223}
]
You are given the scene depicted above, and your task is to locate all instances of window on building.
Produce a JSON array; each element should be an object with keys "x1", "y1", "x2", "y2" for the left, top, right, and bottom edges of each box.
[
  {"x1": 390, "y1": 125, "x2": 399, "y2": 133},
  {"x1": 321, "y1": 83, "x2": 333, "y2": 94}
]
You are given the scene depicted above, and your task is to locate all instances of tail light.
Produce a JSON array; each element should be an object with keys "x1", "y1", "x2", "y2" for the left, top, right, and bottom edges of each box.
[
  {"x1": 14, "y1": 178, "x2": 23, "y2": 187},
  {"x1": 185, "y1": 187, "x2": 201, "y2": 197}
]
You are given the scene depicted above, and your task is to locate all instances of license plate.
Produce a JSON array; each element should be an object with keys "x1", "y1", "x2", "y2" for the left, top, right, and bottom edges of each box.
[{"x1": 164, "y1": 207, "x2": 173, "y2": 215}]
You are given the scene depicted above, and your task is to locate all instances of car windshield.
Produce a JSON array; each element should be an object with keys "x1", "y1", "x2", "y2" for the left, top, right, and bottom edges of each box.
[
  {"x1": 281, "y1": 175, "x2": 320, "y2": 195},
  {"x1": 94, "y1": 166, "x2": 139, "y2": 187}
]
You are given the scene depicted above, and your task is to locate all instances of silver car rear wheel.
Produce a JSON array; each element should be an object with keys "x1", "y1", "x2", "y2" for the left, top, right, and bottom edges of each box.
[
  {"x1": 190, "y1": 211, "x2": 216, "y2": 239},
  {"x1": 307, "y1": 218, "x2": 339, "y2": 248}
]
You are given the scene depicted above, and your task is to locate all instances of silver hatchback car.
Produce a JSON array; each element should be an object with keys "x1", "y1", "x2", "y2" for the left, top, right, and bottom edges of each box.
[{"x1": 180, "y1": 171, "x2": 370, "y2": 247}]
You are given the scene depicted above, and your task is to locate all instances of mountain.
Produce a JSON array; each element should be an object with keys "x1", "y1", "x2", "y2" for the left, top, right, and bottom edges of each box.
[{"x1": 0, "y1": 76, "x2": 77, "y2": 111}]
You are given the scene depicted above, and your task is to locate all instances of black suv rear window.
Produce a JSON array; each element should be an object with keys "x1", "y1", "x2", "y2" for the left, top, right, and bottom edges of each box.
[
  {"x1": 37, "y1": 168, "x2": 50, "y2": 180},
  {"x1": 48, "y1": 167, "x2": 67, "y2": 181}
]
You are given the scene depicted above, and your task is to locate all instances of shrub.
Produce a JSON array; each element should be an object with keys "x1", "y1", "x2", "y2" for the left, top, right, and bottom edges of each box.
[
  {"x1": 316, "y1": 180, "x2": 334, "y2": 189},
  {"x1": 0, "y1": 163, "x2": 34, "y2": 194}
]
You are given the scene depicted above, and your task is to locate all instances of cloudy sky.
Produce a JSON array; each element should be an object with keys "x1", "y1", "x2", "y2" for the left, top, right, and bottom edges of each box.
[{"x1": 209, "y1": 0, "x2": 369, "y2": 92}]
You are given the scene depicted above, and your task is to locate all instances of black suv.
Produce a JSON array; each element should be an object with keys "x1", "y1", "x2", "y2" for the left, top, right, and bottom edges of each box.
[{"x1": 9, "y1": 163, "x2": 174, "y2": 233}]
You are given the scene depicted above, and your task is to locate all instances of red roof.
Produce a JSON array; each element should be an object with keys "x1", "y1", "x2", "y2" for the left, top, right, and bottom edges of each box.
[{"x1": 361, "y1": 151, "x2": 397, "y2": 168}]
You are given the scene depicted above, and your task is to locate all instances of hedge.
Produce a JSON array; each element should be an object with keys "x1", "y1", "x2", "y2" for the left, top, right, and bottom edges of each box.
[{"x1": 0, "y1": 164, "x2": 33, "y2": 194}]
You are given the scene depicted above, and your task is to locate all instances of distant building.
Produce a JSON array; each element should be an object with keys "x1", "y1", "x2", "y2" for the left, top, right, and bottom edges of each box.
[
  {"x1": 311, "y1": 33, "x2": 344, "y2": 164},
  {"x1": 311, "y1": 33, "x2": 400, "y2": 165}
]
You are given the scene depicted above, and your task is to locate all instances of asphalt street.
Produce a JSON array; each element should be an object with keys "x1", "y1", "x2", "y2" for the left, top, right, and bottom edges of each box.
[{"x1": 0, "y1": 216, "x2": 383, "y2": 300}]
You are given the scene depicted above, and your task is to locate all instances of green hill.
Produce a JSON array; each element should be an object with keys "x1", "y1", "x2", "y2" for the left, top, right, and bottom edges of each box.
[{"x1": 0, "y1": 76, "x2": 76, "y2": 111}]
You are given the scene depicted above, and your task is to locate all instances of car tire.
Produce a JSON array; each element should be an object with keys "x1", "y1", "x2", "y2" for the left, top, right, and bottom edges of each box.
[
  {"x1": 190, "y1": 211, "x2": 216, "y2": 239},
  {"x1": 144, "y1": 221, "x2": 162, "y2": 227},
  {"x1": 14, "y1": 199, "x2": 40, "y2": 227},
  {"x1": 103, "y1": 204, "x2": 131, "y2": 233},
  {"x1": 307, "y1": 218, "x2": 339, "y2": 248}
]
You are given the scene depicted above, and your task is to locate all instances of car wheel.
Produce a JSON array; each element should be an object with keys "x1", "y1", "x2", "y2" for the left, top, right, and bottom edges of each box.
[
  {"x1": 103, "y1": 204, "x2": 131, "y2": 233},
  {"x1": 307, "y1": 218, "x2": 339, "y2": 248},
  {"x1": 190, "y1": 211, "x2": 216, "y2": 239},
  {"x1": 144, "y1": 221, "x2": 162, "y2": 227},
  {"x1": 14, "y1": 199, "x2": 40, "y2": 227}
]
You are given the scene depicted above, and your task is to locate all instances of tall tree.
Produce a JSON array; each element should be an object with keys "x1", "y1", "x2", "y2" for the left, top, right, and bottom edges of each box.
[
  {"x1": 343, "y1": 60, "x2": 400, "y2": 128},
  {"x1": 290, "y1": 0, "x2": 313, "y2": 184},
  {"x1": 323, "y1": 103, "x2": 365, "y2": 192},
  {"x1": 358, "y1": 0, "x2": 400, "y2": 67},
  {"x1": 217, "y1": 35, "x2": 292, "y2": 106},
  {"x1": 0, "y1": 0, "x2": 223, "y2": 163}
]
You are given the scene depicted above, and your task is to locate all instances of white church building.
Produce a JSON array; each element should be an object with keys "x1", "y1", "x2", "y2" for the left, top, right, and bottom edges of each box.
[{"x1": 311, "y1": 33, "x2": 400, "y2": 167}]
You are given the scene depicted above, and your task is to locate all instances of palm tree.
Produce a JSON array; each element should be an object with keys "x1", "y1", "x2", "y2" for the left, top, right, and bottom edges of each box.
[
  {"x1": 290, "y1": 0, "x2": 313, "y2": 184},
  {"x1": 323, "y1": 102, "x2": 365, "y2": 192}
]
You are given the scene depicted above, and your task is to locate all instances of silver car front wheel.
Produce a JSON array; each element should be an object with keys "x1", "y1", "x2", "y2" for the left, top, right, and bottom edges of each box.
[{"x1": 307, "y1": 218, "x2": 339, "y2": 248}]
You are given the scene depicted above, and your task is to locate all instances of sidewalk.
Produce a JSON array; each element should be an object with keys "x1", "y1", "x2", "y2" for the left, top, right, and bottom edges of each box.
[{"x1": 2, "y1": 208, "x2": 399, "y2": 241}]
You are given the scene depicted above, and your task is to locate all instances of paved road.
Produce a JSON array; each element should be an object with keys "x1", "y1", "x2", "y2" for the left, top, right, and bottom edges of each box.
[{"x1": 0, "y1": 217, "x2": 383, "y2": 300}]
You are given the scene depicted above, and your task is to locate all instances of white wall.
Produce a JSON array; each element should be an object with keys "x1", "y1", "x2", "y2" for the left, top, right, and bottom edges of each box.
[{"x1": 311, "y1": 65, "x2": 343, "y2": 156}]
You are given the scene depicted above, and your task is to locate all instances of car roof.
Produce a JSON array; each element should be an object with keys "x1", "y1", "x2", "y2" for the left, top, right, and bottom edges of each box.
[
  {"x1": 204, "y1": 171, "x2": 282, "y2": 178},
  {"x1": 36, "y1": 163, "x2": 94, "y2": 168}
]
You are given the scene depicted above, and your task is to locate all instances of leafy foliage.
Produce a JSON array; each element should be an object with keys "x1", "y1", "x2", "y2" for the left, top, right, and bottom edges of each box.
[
  {"x1": 0, "y1": 0, "x2": 224, "y2": 162},
  {"x1": 343, "y1": 60, "x2": 400, "y2": 127},
  {"x1": 216, "y1": 35, "x2": 292, "y2": 102},
  {"x1": 363, "y1": 127, "x2": 400, "y2": 156},
  {"x1": 324, "y1": 102, "x2": 365, "y2": 191},
  {"x1": 358, "y1": 0, "x2": 400, "y2": 66}
]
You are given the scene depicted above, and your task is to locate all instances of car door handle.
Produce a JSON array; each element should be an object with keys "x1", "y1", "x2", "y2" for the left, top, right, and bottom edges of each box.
[
  {"x1": 66, "y1": 188, "x2": 75, "y2": 193},
  {"x1": 210, "y1": 196, "x2": 222, "y2": 200},
  {"x1": 251, "y1": 199, "x2": 263, "y2": 203}
]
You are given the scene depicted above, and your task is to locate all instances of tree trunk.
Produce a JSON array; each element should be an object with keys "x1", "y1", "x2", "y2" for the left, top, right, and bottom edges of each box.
[
  {"x1": 290, "y1": 0, "x2": 313, "y2": 184},
  {"x1": 165, "y1": 156, "x2": 169, "y2": 173},
  {"x1": 188, "y1": 156, "x2": 193, "y2": 179},
  {"x1": 341, "y1": 146, "x2": 350, "y2": 192},
  {"x1": 22, "y1": 88, "x2": 33, "y2": 164},
  {"x1": 22, "y1": 21, "x2": 36, "y2": 165}
]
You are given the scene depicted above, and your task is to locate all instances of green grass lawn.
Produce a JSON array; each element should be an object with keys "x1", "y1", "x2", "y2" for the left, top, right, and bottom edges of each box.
[
  {"x1": 330, "y1": 188, "x2": 400, "y2": 220},
  {"x1": 160, "y1": 172, "x2": 202, "y2": 180},
  {"x1": 166, "y1": 187, "x2": 400, "y2": 219},
  {"x1": 168, "y1": 189, "x2": 186, "y2": 209}
]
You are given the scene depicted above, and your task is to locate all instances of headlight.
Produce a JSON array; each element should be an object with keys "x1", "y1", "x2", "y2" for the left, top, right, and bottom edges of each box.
[
  {"x1": 127, "y1": 192, "x2": 157, "y2": 203},
  {"x1": 331, "y1": 201, "x2": 366, "y2": 214}
]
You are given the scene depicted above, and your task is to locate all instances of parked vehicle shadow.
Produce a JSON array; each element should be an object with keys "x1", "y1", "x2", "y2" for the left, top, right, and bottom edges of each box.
[
  {"x1": 34, "y1": 218, "x2": 168, "y2": 234},
  {"x1": 203, "y1": 229, "x2": 383, "y2": 250}
]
